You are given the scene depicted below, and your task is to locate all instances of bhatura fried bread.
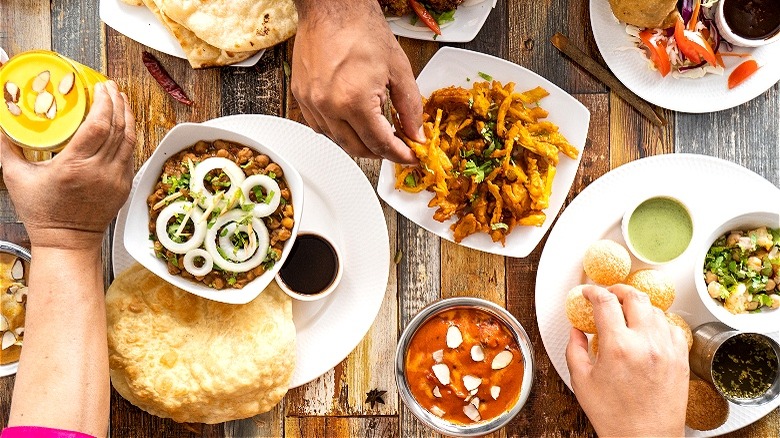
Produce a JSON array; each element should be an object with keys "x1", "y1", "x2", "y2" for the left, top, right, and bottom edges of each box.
[
  {"x1": 158, "y1": 0, "x2": 298, "y2": 52},
  {"x1": 143, "y1": 0, "x2": 258, "y2": 68},
  {"x1": 106, "y1": 264, "x2": 295, "y2": 424},
  {"x1": 608, "y1": 0, "x2": 680, "y2": 29}
]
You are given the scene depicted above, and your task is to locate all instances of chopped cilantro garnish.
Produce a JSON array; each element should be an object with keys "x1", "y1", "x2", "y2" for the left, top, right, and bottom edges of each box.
[
  {"x1": 463, "y1": 160, "x2": 495, "y2": 183},
  {"x1": 404, "y1": 173, "x2": 417, "y2": 188},
  {"x1": 268, "y1": 171, "x2": 277, "y2": 179}
]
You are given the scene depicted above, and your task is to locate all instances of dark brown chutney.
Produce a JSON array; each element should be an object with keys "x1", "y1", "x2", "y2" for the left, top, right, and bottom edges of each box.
[
  {"x1": 147, "y1": 140, "x2": 294, "y2": 289},
  {"x1": 723, "y1": 0, "x2": 780, "y2": 40},
  {"x1": 712, "y1": 333, "x2": 779, "y2": 400}
]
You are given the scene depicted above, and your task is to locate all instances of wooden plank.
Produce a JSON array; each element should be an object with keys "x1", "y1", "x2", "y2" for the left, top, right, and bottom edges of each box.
[
  {"x1": 508, "y1": 0, "x2": 605, "y2": 94},
  {"x1": 505, "y1": 93, "x2": 608, "y2": 438},
  {"x1": 674, "y1": 85, "x2": 779, "y2": 186},
  {"x1": 285, "y1": 416, "x2": 398, "y2": 438},
  {"x1": 51, "y1": 0, "x2": 105, "y2": 71},
  {"x1": 224, "y1": 403, "x2": 284, "y2": 438},
  {"x1": 221, "y1": 46, "x2": 285, "y2": 117},
  {"x1": 609, "y1": 91, "x2": 675, "y2": 167}
]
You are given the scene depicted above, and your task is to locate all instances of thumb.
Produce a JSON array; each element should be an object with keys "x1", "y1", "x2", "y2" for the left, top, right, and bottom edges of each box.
[
  {"x1": 566, "y1": 327, "x2": 592, "y2": 386},
  {"x1": 388, "y1": 60, "x2": 425, "y2": 144},
  {"x1": 0, "y1": 133, "x2": 31, "y2": 175}
]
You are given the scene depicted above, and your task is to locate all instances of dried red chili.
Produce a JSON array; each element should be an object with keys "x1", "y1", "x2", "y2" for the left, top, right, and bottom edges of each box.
[{"x1": 142, "y1": 51, "x2": 194, "y2": 106}]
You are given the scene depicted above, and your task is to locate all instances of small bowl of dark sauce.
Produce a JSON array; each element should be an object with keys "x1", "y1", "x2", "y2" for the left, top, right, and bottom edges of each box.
[
  {"x1": 717, "y1": 0, "x2": 780, "y2": 47},
  {"x1": 275, "y1": 232, "x2": 343, "y2": 301}
]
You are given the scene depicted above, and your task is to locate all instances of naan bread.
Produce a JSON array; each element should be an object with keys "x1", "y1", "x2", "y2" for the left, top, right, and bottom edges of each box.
[
  {"x1": 143, "y1": 0, "x2": 258, "y2": 68},
  {"x1": 106, "y1": 264, "x2": 296, "y2": 424},
  {"x1": 158, "y1": 0, "x2": 297, "y2": 52},
  {"x1": 608, "y1": 0, "x2": 680, "y2": 29}
]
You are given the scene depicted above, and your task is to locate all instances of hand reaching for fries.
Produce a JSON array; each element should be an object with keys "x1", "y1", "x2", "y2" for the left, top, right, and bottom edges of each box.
[
  {"x1": 291, "y1": 0, "x2": 425, "y2": 163},
  {"x1": 566, "y1": 285, "x2": 689, "y2": 437}
]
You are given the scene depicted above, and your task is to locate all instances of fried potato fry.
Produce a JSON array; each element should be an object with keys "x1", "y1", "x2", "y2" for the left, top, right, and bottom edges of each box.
[{"x1": 394, "y1": 80, "x2": 579, "y2": 245}]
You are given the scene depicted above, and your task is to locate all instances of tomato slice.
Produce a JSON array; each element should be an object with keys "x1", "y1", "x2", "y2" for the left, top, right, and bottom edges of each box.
[
  {"x1": 674, "y1": 18, "x2": 717, "y2": 66},
  {"x1": 639, "y1": 30, "x2": 671, "y2": 77},
  {"x1": 728, "y1": 59, "x2": 760, "y2": 89},
  {"x1": 408, "y1": 0, "x2": 442, "y2": 35}
]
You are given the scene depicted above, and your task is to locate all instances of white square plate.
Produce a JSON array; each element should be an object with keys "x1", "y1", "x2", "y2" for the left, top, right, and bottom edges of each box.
[
  {"x1": 386, "y1": 0, "x2": 496, "y2": 43},
  {"x1": 377, "y1": 47, "x2": 590, "y2": 258},
  {"x1": 99, "y1": 0, "x2": 264, "y2": 67}
]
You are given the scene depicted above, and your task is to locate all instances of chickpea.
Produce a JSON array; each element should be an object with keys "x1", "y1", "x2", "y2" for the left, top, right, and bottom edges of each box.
[
  {"x1": 766, "y1": 279, "x2": 777, "y2": 291},
  {"x1": 708, "y1": 282, "x2": 724, "y2": 299},
  {"x1": 771, "y1": 294, "x2": 780, "y2": 309},
  {"x1": 265, "y1": 163, "x2": 283, "y2": 177},
  {"x1": 252, "y1": 265, "x2": 266, "y2": 277},
  {"x1": 272, "y1": 228, "x2": 292, "y2": 244},
  {"x1": 746, "y1": 300, "x2": 759, "y2": 311},
  {"x1": 705, "y1": 271, "x2": 718, "y2": 284},
  {"x1": 182, "y1": 152, "x2": 197, "y2": 163},
  {"x1": 255, "y1": 154, "x2": 270, "y2": 168},
  {"x1": 153, "y1": 241, "x2": 163, "y2": 252},
  {"x1": 747, "y1": 256, "x2": 763, "y2": 272},
  {"x1": 194, "y1": 141, "x2": 209, "y2": 154},
  {"x1": 237, "y1": 148, "x2": 254, "y2": 163},
  {"x1": 266, "y1": 217, "x2": 281, "y2": 229},
  {"x1": 212, "y1": 277, "x2": 226, "y2": 289},
  {"x1": 213, "y1": 140, "x2": 230, "y2": 150},
  {"x1": 216, "y1": 148, "x2": 230, "y2": 158},
  {"x1": 726, "y1": 232, "x2": 742, "y2": 247},
  {"x1": 246, "y1": 271, "x2": 256, "y2": 282},
  {"x1": 281, "y1": 188, "x2": 291, "y2": 201},
  {"x1": 283, "y1": 204, "x2": 294, "y2": 218},
  {"x1": 281, "y1": 217, "x2": 294, "y2": 230}
]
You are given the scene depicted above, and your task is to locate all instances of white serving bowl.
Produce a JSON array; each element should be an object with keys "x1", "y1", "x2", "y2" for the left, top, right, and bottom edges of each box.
[
  {"x1": 620, "y1": 194, "x2": 694, "y2": 265},
  {"x1": 716, "y1": 0, "x2": 780, "y2": 48},
  {"x1": 123, "y1": 123, "x2": 304, "y2": 304},
  {"x1": 694, "y1": 211, "x2": 780, "y2": 333}
]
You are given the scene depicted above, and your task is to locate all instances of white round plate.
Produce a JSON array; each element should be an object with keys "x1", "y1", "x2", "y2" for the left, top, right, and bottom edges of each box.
[
  {"x1": 386, "y1": 0, "x2": 496, "y2": 42},
  {"x1": 99, "y1": 0, "x2": 264, "y2": 67},
  {"x1": 590, "y1": 0, "x2": 780, "y2": 113},
  {"x1": 377, "y1": 46, "x2": 590, "y2": 258},
  {"x1": 536, "y1": 154, "x2": 780, "y2": 436},
  {"x1": 113, "y1": 115, "x2": 390, "y2": 388}
]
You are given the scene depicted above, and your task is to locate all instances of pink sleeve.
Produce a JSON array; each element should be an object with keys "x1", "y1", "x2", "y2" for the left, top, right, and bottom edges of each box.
[{"x1": 1, "y1": 426, "x2": 96, "y2": 438}]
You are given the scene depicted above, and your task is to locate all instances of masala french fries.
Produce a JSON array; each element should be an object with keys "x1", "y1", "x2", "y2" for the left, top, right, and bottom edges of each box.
[{"x1": 394, "y1": 80, "x2": 578, "y2": 244}]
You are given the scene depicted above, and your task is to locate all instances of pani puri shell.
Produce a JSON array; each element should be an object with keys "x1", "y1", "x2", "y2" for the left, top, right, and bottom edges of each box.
[
  {"x1": 665, "y1": 312, "x2": 693, "y2": 352},
  {"x1": 626, "y1": 268, "x2": 676, "y2": 311},
  {"x1": 686, "y1": 379, "x2": 729, "y2": 431},
  {"x1": 583, "y1": 240, "x2": 631, "y2": 286},
  {"x1": 566, "y1": 285, "x2": 597, "y2": 334}
]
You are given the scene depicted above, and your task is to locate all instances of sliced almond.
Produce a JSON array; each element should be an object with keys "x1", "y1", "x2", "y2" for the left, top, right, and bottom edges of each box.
[
  {"x1": 0, "y1": 316, "x2": 8, "y2": 331},
  {"x1": 14, "y1": 327, "x2": 24, "y2": 337},
  {"x1": 470, "y1": 397, "x2": 480, "y2": 408},
  {"x1": 432, "y1": 363, "x2": 450, "y2": 386},
  {"x1": 32, "y1": 70, "x2": 51, "y2": 93},
  {"x1": 1, "y1": 331, "x2": 15, "y2": 350},
  {"x1": 463, "y1": 375, "x2": 482, "y2": 392},
  {"x1": 6, "y1": 101, "x2": 21, "y2": 117},
  {"x1": 463, "y1": 404, "x2": 481, "y2": 422},
  {"x1": 58, "y1": 72, "x2": 75, "y2": 95},
  {"x1": 491, "y1": 350, "x2": 513, "y2": 370},
  {"x1": 446, "y1": 325, "x2": 463, "y2": 349},
  {"x1": 34, "y1": 91, "x2": 55, "y2": 115},
  {"x1": 490, "y1": 386, "x2": 500, "y2": 400},
  {"x1": 45, "y1": 99, "x2": 57, "y2": 119},
  {"x1": 14, "y1": 286, "x2": 28, "y2": 303},
  {"x1": 8, "y1": 284, "x2": 19, "y2": 295},
  {"x1": 10, "y1": 258, "x2": 24, "y2": 280},
  {"x1": 4, "y1": 81, "x2": 20, "y2": 103},
  {"x1": 430, "y1": 405, "x2": 445, "y2": 417},
  {"x1": 432, "y1": 349, "x2": 444, "y2": 363},
  {"x1": 469, "y1": 388, "x2": 478, "y2": 396},
  {"x1": 432, "y1": 386, "x2": 441, "y2": 398},
  {"x1": 470, "y1": 345, "x2": 485, "y2": 362}
]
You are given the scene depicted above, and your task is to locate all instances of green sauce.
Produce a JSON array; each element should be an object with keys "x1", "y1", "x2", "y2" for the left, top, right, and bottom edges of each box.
[
  {"x1": 712, "y1": 334, "x2": 779, "y2": 400},
  {"x1": 627, "y1": 197, "x2": 693, "y2": 263}
]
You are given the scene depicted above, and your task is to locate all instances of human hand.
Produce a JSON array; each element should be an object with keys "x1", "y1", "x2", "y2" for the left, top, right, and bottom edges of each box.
[
  {"x1": 291, "y1": 0, "x2": 424, "y2": 163},
  {"x1": 0, "y1": 81, "x2": 136, "y2": 250},
  {"x1": 566, "y1": 285, "x2": 689, "y2": 437}
]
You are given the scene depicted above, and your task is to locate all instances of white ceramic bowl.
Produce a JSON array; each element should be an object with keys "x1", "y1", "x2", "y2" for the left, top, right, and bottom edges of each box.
[
  {"x1": 716, "y1": 0, "x2": 780, "y2": 48},
  {"x1": 694, "y1": 211, "x2": 780, "y2": 333},
  {"x1": 123, "y1": 123, "x2": 304, "y2": 304},
  {"x1": 620, "y1": 194, "x2": 694, "y2": 265}
]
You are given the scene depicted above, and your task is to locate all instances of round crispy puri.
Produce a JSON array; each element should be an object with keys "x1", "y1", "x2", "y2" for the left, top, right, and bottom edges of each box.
[
  {"x1": 686, "y1": 379, "x2": 729, "y2": 431},
  {"x1": 106, "y1": 264, "x2": 295, "y2": 424},
  {"x1": 665, "y1": 312, "x2": 693, "y2": 352},
  {"x1": 589, "y1": 333, "x2": 599, "y2": 357},
  {"x1": 566, "y1": 285, "x2": 597, "y2": 334},
  {"x1": 583, "y1": 240, "x2": 631, "y2": 286},
  {"x1": 626, "y1": 269, "x2": 675, "y2": 311}
]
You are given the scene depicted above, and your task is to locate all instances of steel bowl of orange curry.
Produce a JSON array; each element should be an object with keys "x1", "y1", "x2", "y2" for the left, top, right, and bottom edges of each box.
[{"x1": 395, "y1": 297, "x2": 534, "y2": 436}]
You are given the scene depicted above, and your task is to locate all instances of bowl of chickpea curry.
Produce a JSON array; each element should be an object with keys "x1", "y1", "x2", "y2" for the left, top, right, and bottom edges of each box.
[{"x1": 124, "y1": 123, "x2": 303, "y2": 304}]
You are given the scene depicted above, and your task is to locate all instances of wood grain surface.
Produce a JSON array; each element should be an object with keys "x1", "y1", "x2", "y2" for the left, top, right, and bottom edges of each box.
[{"x1": 1, "y1": 1, "x2": 778, "y2": 437}]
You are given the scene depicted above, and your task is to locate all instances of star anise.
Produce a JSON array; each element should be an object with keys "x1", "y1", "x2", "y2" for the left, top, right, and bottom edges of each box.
[{"x1": 365, "y1": 388, "x2": 387, "y2": 409}]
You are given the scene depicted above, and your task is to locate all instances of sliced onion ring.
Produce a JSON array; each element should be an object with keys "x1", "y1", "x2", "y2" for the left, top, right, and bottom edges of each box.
[
  {"x1": 183, "y1": 249, "x2": 213, "y2": 277},
  {"x1": 155, "y1": 201, "x2": 207, "y2": 254},
  {"x1": 241, "y1": 174, "x2": 281, "y2": 218},
  {"x1": 205, "y1": 210, "x2": 270, "y2": 273},
  {"x1": 218, "y1": 222, "x2": 257, "y2": 262},
  {"x1": 190, "y1": 157, "x2": 246, "y2": 208}
]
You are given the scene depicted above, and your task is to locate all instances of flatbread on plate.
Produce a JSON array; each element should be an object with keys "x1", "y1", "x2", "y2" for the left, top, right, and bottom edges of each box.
[
  {"x1": 159, "y1": 0, "x2": 297, "y2": 52},
  {"x1": 142, "y1": 0, "x2": 258, "y2": 68},
  {"x1": 106, "y1": 264, "x2": 296, "y2": 424}
]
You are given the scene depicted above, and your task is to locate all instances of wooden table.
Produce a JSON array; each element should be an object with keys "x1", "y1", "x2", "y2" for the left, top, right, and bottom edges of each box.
[{"x1": 1, "y1": 1, "x2": 778, "y2": 437}]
